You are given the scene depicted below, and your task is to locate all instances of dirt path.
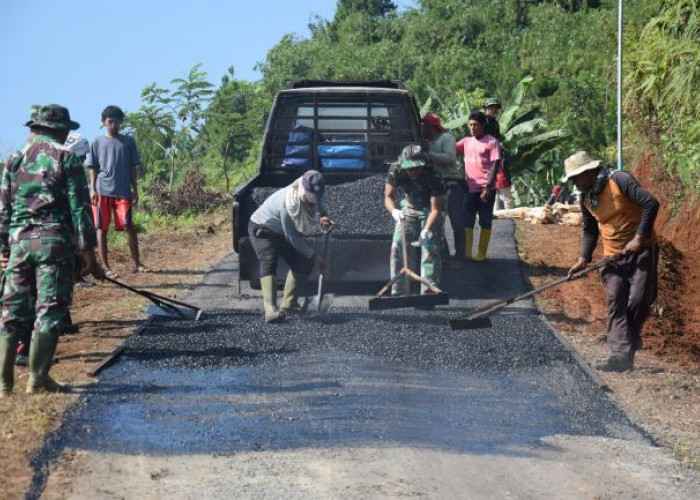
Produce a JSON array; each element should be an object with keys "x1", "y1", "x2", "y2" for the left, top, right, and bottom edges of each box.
[{"x1": 0, "y1": 214, "x2": 233, "y2": 500}]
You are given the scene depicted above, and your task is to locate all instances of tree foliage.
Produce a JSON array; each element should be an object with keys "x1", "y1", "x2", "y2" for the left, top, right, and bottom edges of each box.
[
  {"x1": 124, "y1": 0, "x2": 698, "y2": 215},
  {"x1": 626, "y1": 0, "x2": 700, "y2": 192}
]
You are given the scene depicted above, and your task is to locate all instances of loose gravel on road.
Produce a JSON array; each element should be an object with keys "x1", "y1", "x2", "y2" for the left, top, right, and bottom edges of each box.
[{"x1": 252, "y1": 174, "x2": 394, "y2": 236}]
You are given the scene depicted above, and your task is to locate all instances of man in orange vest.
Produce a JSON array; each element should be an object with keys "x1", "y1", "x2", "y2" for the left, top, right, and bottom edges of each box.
[{"x1": 564, "y1": 151, "x2": 659, "y2": 372}]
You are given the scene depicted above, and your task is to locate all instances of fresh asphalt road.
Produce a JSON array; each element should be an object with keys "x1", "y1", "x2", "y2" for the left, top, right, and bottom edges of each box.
[{"x1": 31, "y1": 220, "x2": 700, "y2": 499}]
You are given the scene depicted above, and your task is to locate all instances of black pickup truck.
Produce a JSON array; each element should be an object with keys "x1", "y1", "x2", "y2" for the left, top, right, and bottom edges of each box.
[{"x1": 232, "y1": 80, "x2": 423, "y2": 289}]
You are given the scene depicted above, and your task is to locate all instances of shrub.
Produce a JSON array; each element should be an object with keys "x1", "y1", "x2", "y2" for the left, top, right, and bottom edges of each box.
[{"x1": 148, "y1": 169, "x2": 230, "y2": 216}]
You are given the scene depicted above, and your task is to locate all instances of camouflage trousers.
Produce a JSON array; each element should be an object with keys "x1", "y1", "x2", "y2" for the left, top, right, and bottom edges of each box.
[
  {"x1": 0, "y1": 237, "x2": 73, "y2": 344},
  {"x1": 390, "y1": 207, "x2": 444, "y2": 295}
]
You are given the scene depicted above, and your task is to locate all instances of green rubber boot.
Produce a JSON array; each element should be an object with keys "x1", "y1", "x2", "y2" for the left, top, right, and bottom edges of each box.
[
  {"x1": 26, "y1": 332, "x2": 66, "y2": 394},
  {"x1": 0, "y1": 336, "x2": 18, "y2": 397},
  {"x1": 261, "y1": 275, "x2": 284, "y2": 324},
  {"x1": 464, "y1": 228, "x2": 474, "y2": 261},
  {"x1": 280, "y1": 271, "x2": 300, "y2": 314},
  {"x1": 473, "y1": 228, "x2": 492, "y2": 262}
]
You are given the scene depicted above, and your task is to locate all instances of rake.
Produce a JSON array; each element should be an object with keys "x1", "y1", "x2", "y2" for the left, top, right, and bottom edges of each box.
[
  {"x1": 449, "y1": 257, "x2": 615, "y2": 330},
  {"x1": 369, "y1": 220, "x2": 449, "y2": 310}
]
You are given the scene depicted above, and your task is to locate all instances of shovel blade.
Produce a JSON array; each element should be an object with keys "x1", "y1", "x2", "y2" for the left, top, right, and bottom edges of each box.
[
  {"x1": 146, "y1": 303, "x2": 202, "y2": 321},
  {"x1": 448, "y1": 316, "x2": 493, "y2": 330},
  {"x1": 304, "y1": 293, "x2": 334, "y2": 316},
  {"x1": 369, "y1": 293, "x2": 449, "y2": 311}
]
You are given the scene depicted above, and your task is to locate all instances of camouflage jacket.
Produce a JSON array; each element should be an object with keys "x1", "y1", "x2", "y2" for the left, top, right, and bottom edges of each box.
[
  {"x1": 0, "y1": 135, "x2": 96, "y2": 254},
  {"x1": 386, "y1": 162, "x2": 447, "y2": 211}
]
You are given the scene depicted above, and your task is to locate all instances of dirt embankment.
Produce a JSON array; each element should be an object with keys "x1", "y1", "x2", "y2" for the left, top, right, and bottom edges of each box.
[
  {"x1": 635, "y1": 153, "x2": 700, "y2": 362},
  {"x1": 515, "y1": 150, "x2": 700, "y2": 469}
]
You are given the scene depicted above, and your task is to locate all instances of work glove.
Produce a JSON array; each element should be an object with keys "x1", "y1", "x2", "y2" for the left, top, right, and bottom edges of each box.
[
  {"x1": 419, "y1": 229, "x2": 433, "y2": 243},
  {"x1": 391, "y1": 208, "x2": 404, "y2": 223}
]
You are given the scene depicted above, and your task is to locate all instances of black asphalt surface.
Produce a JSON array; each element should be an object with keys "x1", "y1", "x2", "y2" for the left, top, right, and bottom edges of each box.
[{"x1": 28, "y1": 219, "x2": 647, "y2": 497}]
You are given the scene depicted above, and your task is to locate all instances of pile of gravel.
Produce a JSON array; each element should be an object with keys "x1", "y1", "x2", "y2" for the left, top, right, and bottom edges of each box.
[{"x1": 251, "y1": 174, "x2": 396, "y2": 237}]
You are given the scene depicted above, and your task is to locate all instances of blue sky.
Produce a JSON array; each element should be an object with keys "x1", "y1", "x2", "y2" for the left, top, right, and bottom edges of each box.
[{"x1": 0, "y1": 0, "x2": 352, "y2": 156}]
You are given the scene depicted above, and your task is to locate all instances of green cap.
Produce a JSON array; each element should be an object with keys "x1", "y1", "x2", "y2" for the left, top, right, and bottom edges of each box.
[
  {"x1": 25, "y1": 104, "x2": 80, "y2": 130},
  {"x1": 398, "y1": 144, "x2": 428, "y2": 170}
]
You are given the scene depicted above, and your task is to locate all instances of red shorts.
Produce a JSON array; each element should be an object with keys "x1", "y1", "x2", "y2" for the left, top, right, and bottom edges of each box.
[{"x1": 93, "y1": 196, "x2": 133, "y2": 232}]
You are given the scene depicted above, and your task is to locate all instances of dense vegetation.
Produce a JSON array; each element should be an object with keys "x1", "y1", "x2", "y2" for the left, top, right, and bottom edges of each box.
[{"x1": 121, "y1": 0, "x2": 698, "y2": 215}]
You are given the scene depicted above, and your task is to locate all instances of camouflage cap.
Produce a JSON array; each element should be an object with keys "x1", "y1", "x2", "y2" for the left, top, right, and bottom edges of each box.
[
  {"x1": 399, "y1": 144, "x2": 428, "y2": 170},
  {"x1": 25, "y1": 104, "x2": 80, "y2": 130},
  {"x1": 484, "y1": 97, "x2": 501, "y2": 109}
]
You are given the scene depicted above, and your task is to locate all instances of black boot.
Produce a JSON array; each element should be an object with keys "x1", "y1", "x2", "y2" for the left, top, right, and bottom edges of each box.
[
  {"x1": 60, "y1": 310, "x2": 80, "y2": 335},
  {"x1": 596, "y1": 356, "x2": 633, "y2": 373}
]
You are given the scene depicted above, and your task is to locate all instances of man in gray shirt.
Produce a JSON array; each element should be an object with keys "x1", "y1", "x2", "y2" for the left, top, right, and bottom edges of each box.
[
  {"x1": 249, "y1": 170, "x2": 332, "y2": 323},
  {"x1": 85, "y1": 106, "x2": 148, "y2": 277}
]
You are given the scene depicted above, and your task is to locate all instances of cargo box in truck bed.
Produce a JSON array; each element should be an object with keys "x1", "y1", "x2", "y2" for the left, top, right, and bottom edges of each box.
[{"x1": 232, "y1": 81, "x2": 423, "y2": 289}]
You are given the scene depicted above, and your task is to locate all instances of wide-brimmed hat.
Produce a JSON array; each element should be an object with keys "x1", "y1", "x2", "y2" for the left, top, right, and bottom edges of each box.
[
  {"x1": 27, "y1": 104, "x2": 42, "y2": 122},
  {"x1": 301, "y1": 169, "x2": 325, "y2": 204},
  {"x1": 399, "y1": 144, "x2": 428, "y2": 170},
  {"x1": 25, "y1": 104, "x2": 80, "y2": 130},
  {"x1": 562, "y1": 151, "x2": 601, "y2": 182},
  {"x1": 484, "y1": 98, "x2": 501, "y2": 109},
  {"x1": 421, "y1": 113, "x2": 446, "y2": 132}
]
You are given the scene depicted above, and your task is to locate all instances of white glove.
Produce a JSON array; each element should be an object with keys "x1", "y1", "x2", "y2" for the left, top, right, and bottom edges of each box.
[
  {"x1": 391, "y1": 209, "x2": 404, "y2": 223},
  {"x1": 420, "y1": 229, "x2": 433, "y2": 242}
]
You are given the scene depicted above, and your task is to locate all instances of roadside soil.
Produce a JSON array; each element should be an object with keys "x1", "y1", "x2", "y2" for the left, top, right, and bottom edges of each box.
[
  {"x1": 0, "y1": 213, "x2": 233, "y2": 500},
  {"x1": 515, "y1": 218, "x2": 700, "y2": 471}
]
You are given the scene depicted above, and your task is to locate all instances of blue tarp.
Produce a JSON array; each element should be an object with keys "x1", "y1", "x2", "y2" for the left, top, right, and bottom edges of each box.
[
  {"x1": 282, "y1": 127, "x2": 314, "y2": 168},
  {"x1": 318, "y1": 143, "x2": 366, "y2": 169}
]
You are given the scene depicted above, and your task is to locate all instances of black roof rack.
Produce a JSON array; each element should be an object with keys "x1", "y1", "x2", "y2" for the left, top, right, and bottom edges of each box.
[{"x1": 289, "y1": 80, "x2": 406, "y2": 90}]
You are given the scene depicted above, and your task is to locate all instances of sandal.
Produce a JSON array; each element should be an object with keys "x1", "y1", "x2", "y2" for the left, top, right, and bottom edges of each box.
[{"x1": 133, "y1": 264, "x2": 151, "y2": 273}]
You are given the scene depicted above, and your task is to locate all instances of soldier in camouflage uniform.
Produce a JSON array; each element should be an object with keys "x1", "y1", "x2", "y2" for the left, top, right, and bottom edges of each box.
[
  {"x1": 0, "y1": 104, "x2": 98, "y2": 396},
  {"x1": 9, "y1": 105, "x2": 45, "y2": 366},
  {"x1": 384, "y1": 144, "x2": 447, "y2": 295}
]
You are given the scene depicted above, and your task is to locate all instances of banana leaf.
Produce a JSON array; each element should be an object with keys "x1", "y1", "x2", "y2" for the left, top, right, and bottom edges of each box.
[
  {"x1": 509, "y1": 129, "x2": 569, "y2": 173},
  {"x1": 504, "y1": 118, "x2": 548, "y2": 143},
  {"x1": 420, "y1": 96, "x2": 433, "y2": 117},
  {"x1": 500, "y1": 75, "x2": 534, "y2": 130}
]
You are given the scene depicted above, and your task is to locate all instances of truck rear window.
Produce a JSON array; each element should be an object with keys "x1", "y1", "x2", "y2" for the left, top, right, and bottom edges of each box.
[{"x1": 264, "y1": 95, "x2": 419, "y2": 172}]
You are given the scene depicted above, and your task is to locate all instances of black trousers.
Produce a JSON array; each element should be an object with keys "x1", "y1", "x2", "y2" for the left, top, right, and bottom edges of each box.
[
  {"x1": 601, "y1": 245, "x2": 659, "y2": 360},
  {"x1": 248, "y1": 221, "x2": 314, "y2": 279}
]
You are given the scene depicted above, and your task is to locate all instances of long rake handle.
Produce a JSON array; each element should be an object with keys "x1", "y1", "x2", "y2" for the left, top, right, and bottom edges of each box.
[
  {"x1": 467, "y1": 257, "x2": 612, "y2": 320},
  {"x1": 103, "y1": 276, "x2": 200, "y2": 311},
  {"x1": 374, "y1": 219, "x2": 445, "y2": 298}
]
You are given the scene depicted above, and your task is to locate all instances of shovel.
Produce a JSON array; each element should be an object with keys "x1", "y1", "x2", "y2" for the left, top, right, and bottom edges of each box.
[
  {"x1": 103, "y1": 276, "x2": 203, "y2": 321},
  {"x1": 302, "y1": 226, "x2": 334, "y2": 315},
  {"x1": 448, "y1": 256, "x2": 616, "y2": 330}
]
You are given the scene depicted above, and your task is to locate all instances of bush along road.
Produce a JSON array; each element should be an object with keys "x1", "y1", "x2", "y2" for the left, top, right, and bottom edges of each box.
[{"x1": 30, "y1": 220, "x2": 700, "y2": 499}]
